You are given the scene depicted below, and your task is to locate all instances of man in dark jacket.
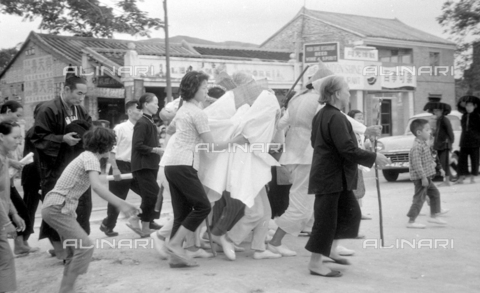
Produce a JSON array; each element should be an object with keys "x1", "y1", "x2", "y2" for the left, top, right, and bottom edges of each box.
[
  {"x1": 432, "y1": 108, "x2": 455, "y2": 186},
  {"x1": 31, "y1": 76, "x2": 92, "y2": 252},
  {"x1": 457, "y1": 101, "x2": 480, "y2": 184}
]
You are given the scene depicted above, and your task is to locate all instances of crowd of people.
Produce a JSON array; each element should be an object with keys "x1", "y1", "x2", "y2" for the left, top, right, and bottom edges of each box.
[{"x1": 0, "y1": 62, "x2": 479, "y2": 292}]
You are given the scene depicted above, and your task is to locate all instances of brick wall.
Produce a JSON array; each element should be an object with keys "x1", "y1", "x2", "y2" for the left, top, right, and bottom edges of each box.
[
  {"x1": 412, "y1": 46, "x2": 456, "y2": 115},
  {"x1": 261, "y1": 14, "x2": 363, "y2": 56}
]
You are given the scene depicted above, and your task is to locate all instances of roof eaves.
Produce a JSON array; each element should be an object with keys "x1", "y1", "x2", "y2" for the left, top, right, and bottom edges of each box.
[
  {"x1": 83, "y1": 47, "x2": 123, "y2": 81},
  {"x1": 192, "y1": 44, "x2": 291, "y2": 53},
  {"x1": 365, "y1": 37, "x2": 457, "y2": 50},
  {"x1": 190, "y1": 54, "x2": 288, "y2": 63}
]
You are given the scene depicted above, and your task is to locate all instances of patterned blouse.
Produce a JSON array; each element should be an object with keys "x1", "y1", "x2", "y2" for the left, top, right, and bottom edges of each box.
[
  {"x1": 162, "y1": 100, "x2": 210, "y2": 170},
  {"x1": 42, "y1": 151, "x2": 101, "y2": 217}
]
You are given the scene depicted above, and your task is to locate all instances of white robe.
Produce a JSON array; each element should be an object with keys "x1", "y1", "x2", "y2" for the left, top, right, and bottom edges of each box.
[{"x1": 198, "y1": 90, "x2": 280, "y2": 208}]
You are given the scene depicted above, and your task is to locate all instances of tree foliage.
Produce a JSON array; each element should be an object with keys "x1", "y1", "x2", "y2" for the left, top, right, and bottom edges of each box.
[
  {"x1": 437, "y1": 0, "x2": 480, "y2": 73},
  {"x1": 0, "y1": 46, "x2": 18, "y2": 72},
  {"x1": 0, "y1": 0, "x2": 163, "y2": 38}
]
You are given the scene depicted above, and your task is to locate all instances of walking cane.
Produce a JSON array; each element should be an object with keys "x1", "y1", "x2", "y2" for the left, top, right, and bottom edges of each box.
[
  {"x1": 204, "y1": 217, "x2": 217, "y2": 257},
  {"x1": 373, "y1": 99, "x2": 385, "y2": 247},
  {"x1": 284, "y1": 65, "x2": 310, "y2": 109}
]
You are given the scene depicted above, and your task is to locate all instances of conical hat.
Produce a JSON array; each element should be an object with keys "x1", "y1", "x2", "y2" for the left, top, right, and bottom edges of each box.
[
  {"x1": 306, "y1": 61, "x2": 334, "y2": 85},
  {"x1": 215, "y1": 71, "x2": 236, "y2": 91},
  {"x1": 232, "y1": 79, "x2": 268, "y2": 109}
]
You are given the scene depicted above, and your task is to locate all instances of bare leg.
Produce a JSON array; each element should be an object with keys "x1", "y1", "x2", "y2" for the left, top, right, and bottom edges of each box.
[
  {"x1": 308, "y1": 253, "x2": 332, "y2": 275},
  {"x1": 167, "y1": 225, "x2": 189, "y2": 255},
  {"x1": 269, "y1": 228, "x2": 287, "y2": 246}
]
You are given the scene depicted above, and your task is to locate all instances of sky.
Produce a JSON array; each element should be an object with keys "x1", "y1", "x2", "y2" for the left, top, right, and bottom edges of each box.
[{"x1": 0, "y1": 0, "x2": 451, "y2": 49}]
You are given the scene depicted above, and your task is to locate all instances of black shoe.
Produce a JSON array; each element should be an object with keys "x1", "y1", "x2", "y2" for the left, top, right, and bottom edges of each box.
[
  {"x1": 149, "y1": 221, "x2": 163, "y2": 230},
  {"x1": 100, "y1": 224, "x2": 119, "y2": 237}
]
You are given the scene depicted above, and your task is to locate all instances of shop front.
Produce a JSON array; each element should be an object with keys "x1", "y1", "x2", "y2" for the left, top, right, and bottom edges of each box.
[{"x1": 303, "y1": 59, "x2": 416, "y2": 136}]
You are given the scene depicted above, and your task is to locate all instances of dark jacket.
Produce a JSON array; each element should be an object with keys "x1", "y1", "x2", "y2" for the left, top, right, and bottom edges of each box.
[
  {"x1": 31, "y1": 97, "x2": 92, "y2": 185},
  {"x1": 433, "y1": 116, "x2": 454, "y2": 150},
  {"x1": 131, "y1": 114, "x2": 160, "y2": 172},
  {"x1": 308, "y1": 104, "x2": 376, "y2": 195},
  {"x1": 21, "y1": 127, "x2": 41, "y2": 190},
  {"x1": 460, "y1": 112, "x2": 480, "y2": 148}
]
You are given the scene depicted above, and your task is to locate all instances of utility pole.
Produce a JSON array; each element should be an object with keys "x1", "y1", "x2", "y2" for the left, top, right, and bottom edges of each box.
[{"x1": 163, "y1": 0, "x2": 172, "y2": 103}]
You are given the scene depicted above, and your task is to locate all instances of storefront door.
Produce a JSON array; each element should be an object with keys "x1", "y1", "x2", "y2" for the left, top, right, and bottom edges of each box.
[{"x1": 97, "y1": 97, "x2": 125, "y2": 128}]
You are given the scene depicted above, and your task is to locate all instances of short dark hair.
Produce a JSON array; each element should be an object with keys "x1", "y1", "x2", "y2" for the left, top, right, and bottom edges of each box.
[
  {"x1": 0, "y1": 101, "x2": 23, "y2": 114},
  {"x1": 0, "y1": 121, "x2": 20, "y2": 135},
  {"x1": 180, "y1": 71, "x2": 209, "y2": 101},
  {"x1": 410, "y1": 119, "x2": 429, "y2": 136},
  {"x1": 65, "y1": 76, "x2": 86, "y2": 91},
  {"x1": 125, "y1": 100, "x2": 139, "y2": 111},
  {"x1": 83, "y1": 127, "x2": 116, "y2": 154},
  {"x1": 137, "y1": 93, "x2": 157, "y2": 110},
  {"x1": 347, "y1": 109, "x2": 362, "y2": 119},
  {"x1": 207, "y1": 86, "x2": 226, "y2": 99}
]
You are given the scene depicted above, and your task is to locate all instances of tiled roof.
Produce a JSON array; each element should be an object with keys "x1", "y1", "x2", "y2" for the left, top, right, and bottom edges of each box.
[
  {"x1": 304, "y1": 9, "x2": 454, "y2": 45},
  {"x1": 1, "y1": 32, "x2": 292, "y2": 79},
  {"x1": 34, "y1": 33, "x2": 199, "y2": 65},
  {"x1": 192, "y1": 45, "x2": 291, "y2": 61}
]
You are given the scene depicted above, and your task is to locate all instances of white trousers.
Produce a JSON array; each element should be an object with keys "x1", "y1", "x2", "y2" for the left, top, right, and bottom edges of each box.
[
  {"x1": 275, "y1": 164, "x2": 314, "y2": 236},
  {"x1": 228, "y1": 188, "x2": 271, "y2": 251}
]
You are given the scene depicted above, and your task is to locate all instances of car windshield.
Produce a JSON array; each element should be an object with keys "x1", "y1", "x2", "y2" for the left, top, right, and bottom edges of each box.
[{"x1": 405, "y1": 115, "x2": 461, "y2": 135}]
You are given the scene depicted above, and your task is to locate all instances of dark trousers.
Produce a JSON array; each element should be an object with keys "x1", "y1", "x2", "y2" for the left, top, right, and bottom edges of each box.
[
  {"x1": 133, "y1": 168, "x2": 160, "y2": 222},
  {"x1": 211, "y1": 191, "x2": 245, "y2": 236},
  {"x1": 267, "y1": 167, "x2": 291, "y2": 218},
  {"x1": 459, "y1": 147, "x2": 480, "y2": 176},
  {"x1": 437, "y1": 149, "x2": 450, "y2": 177},
  {"x1": 10, "y1": 187, "x2": 33, "y2": 240},
  {"x1": 305, "y1": 190, "x2": 361, "y2": 256},
  {"x1": 21, "y1": 163, "x2": 41, "y2": 239},
  {"x1": 102, "y1": 160, "x2": 141, "y2": 229},
  {"x1": 407, "y1": 178, "x2": 441, "y2": 220},
  {"x1": 164, "y1": 165, "x2": 211, "y2": 238}
]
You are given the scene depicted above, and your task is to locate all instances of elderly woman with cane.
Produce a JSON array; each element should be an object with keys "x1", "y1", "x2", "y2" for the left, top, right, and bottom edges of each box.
[{"x1": 306, "y1": 75, "x2": 390, "y2": 277}]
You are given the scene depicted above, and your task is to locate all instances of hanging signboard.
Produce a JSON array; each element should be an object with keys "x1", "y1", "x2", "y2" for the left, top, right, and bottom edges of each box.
[
  {"x1": 344, "y1": 47, "x2": 378, "y2": 61},
  {"x1": 304, "y1": 42, "x2": 339, "y2": 63}
]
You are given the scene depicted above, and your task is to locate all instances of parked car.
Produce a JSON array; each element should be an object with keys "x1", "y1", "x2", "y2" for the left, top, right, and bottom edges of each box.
[{"x1": 376, "y1": 110, "x2": 462, "y2": 182}]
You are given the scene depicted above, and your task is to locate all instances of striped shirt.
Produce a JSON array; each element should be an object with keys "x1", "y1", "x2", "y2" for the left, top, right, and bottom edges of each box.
[
  {"x1": 42, "y1": 151, "x2": 101, "y2": 217},
  {"x1": 409, "y1": 138, "x2": 436, "y2": 180},
  {"x1": 162, "y1": 100, "x2": 210, "y2": 170}
]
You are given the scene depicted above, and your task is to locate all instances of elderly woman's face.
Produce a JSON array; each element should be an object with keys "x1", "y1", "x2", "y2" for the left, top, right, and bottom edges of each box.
[{"x1": 336, "y1": 81, "x2": 351, "y2": 107}]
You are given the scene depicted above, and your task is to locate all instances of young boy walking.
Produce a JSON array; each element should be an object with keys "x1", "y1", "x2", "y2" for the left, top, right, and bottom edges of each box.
[{"x1": 406, "y1": 119, "x2": 447, "y2": 229}]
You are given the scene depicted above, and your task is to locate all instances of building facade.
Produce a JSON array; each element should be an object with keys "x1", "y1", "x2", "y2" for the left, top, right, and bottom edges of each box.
[
  {"x1": 0, "y1": 32, "x2": 295, "y2": 129},
  {"x1": 261, "y1": 8, "x2": 456, "y2": 136}
]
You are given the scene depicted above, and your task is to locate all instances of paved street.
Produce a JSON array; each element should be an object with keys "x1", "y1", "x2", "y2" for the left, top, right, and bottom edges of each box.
[{"x1": 10, "y1": 170, "x2": 480, "y2": 292}]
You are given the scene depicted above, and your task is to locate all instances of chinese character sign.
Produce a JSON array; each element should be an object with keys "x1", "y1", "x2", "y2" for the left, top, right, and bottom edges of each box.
[
  {"x1": 23, "y1": 56, "x2": 55, "y2": 103},
  {"x1": 381, "y1": 66, "x2": 416, "y2": 89},
  {"x1": 304, "y1": 43, "x2": 339, "y2": 63}
]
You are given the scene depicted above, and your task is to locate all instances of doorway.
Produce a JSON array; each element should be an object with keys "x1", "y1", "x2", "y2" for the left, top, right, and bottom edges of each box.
[
  {"x1": 97, "y1": 97, "x2": 125, "y2": 128},
  {"x1": 381, "y1": 99, "x2": 392, "y2": 136}
]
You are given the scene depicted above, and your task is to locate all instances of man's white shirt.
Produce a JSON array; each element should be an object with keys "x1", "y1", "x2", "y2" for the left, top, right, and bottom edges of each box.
[{"x1": 112, "y1": 120, "x2": 135, "y2": 162}]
